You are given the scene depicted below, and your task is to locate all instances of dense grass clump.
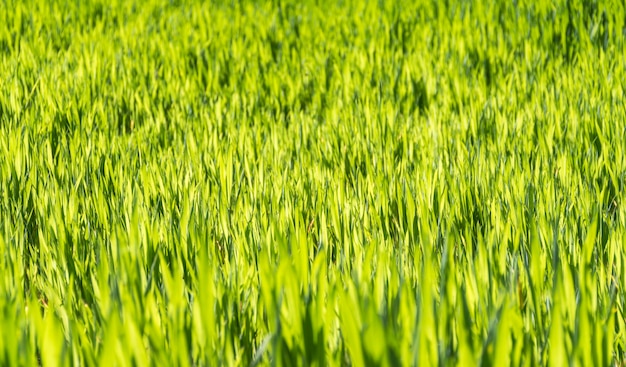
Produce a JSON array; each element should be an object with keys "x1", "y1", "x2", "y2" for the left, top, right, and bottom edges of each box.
[{"x1": 1, "y1": 0, "x2": 625, "y2": 365}]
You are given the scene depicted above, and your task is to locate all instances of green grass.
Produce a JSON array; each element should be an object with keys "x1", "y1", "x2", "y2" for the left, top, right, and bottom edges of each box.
[{"x1": 1, "y1": 0, "x2": 625, "y2": 365}]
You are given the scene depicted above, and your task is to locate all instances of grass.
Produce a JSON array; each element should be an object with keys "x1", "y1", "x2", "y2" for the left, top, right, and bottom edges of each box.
[{"x1": 1, "y1": 0, "x2": 625, "y2": 365}]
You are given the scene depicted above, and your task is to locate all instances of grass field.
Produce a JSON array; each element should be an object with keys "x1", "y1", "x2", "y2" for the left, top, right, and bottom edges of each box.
[{"x1": 1, "y1": 0, "x2": 625, "y2": 365}]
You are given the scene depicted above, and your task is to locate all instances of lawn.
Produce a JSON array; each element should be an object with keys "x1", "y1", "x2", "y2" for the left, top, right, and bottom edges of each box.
[{"x1": 0, "y1": 0, "x2": 625, "y2": 365}]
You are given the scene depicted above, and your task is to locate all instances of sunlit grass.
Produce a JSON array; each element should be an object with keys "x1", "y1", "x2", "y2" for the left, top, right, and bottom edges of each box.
[{"x1": 0, "y1": 0, "x2": 625, "y2": 365}]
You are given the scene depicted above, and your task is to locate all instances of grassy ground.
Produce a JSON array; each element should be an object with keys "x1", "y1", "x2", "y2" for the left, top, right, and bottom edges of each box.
[{"x1": 1, "y1": 0, "x2": 625, "y2": 365}]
